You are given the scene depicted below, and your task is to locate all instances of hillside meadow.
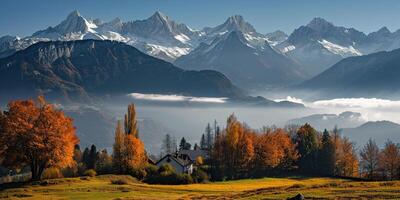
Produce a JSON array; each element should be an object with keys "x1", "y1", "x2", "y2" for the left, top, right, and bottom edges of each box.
[{"x1": 1, "y1": 175, "x2": 400, "y2": 199}]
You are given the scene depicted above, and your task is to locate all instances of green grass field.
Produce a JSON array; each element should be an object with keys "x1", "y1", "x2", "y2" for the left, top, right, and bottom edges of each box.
[{"x1": 1, "y1": 175, "x2": 400, "y2": 199}]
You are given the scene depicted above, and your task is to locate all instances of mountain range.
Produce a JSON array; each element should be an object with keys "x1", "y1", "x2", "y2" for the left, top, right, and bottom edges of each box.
[
  {"x1": 0, "y1": 39, "x2": 303, "y2": 107},
  {"x1": 298, "y1": 48, "x2": 400, "y2": 97},
  {"x1": 0, "y1": 40, "x2": 243, "y2": 102},
  {"x1": 288, "y1": 112, "x2": 400, "y2": 147},
  {"x1": 342, "y1": 121, "x2": 400, "y2": 147},
  {"x1": 288, "y1": 111, "x2": 365, "y2": 131},
  {"x1": 278, "y1": 18, "x2": 400, "y2": 75},
  {"x1": 175, "y1": 31, "x2": 307, "y2": 89},
  {"x1": 2, "y1": 10, "x2": 400, "y2": 93}
]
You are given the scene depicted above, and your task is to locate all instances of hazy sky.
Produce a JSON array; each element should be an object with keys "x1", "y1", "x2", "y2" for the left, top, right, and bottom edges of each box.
[{"x1": 1, "y1": 0, "x2": 400, "y2": 37}]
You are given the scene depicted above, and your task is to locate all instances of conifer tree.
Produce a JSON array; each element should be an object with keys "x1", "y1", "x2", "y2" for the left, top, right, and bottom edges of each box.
[
  {"x1": 295, "y1": 123, "x2": 318, "y2": 174},
  {"x1": 319, "y1": 129, "x2": 335, "y2": 176}
]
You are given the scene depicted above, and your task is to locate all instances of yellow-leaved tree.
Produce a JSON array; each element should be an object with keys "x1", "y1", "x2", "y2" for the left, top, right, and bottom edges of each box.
[{"x1": 113, "y1": 104, "x2": 146, "y2": 174}]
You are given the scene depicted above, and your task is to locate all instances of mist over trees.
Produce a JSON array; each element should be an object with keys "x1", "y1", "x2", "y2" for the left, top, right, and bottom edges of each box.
[
  {"x1": 1, "y1": 97, "x2": 400, "y2": 183},
  {"x1": 207, "y1": 115, "x2": 360, "y2": 180}
]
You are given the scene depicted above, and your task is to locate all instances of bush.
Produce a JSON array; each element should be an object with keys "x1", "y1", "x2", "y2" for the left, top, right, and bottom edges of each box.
[
  {"x1": 41, "y1": 168, "x2": 63, "y2": 180},
  {"x1": 111, "y1": 178, "x2": 129, "y2": 185},
  {"x1": 178, "y1": 173, "x2": 193, "y2": 184},
  {"x1": 77, "y1": 162, "x2": 87, "y2": 176},
  {"x1": 192, "y1": 169, "x2": 209, "y2": 183},
  {"x1": 62, "y1": 163, "x2": 78, "y2": 177},
  {"x1": 128, "y1": 168, "x2": 147, "y2": 180},
  {"x1": 83, "y1": 169, "x2": 97, "y2": 177},
  {"x1": 144, "y1": 164, "x2": 158, "y2": 177},
  {"x1": 158, "y1": 164, "x2": 175, "y2": 174}
]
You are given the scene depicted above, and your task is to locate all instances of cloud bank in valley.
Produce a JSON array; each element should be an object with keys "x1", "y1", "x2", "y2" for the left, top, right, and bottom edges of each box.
[
  {"x1": 275, "y1": 96, "x2": 400, "y2": 109},
  {"x1": 275, "y1": 96, "x2": 400, "y2": 123},
  {"x1": 311, "y1": 98, "x2": 400, "y2": 109},
  {"x1": 128, "y1": 93, "x2": 228, "y2": 103}
]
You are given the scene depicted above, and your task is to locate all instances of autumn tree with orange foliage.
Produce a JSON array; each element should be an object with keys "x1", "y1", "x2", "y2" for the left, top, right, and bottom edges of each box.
[
  {"x1": 254, "y1": 128, "x2": 298, "y2": 176},
  {"x1": 335, "y1": 136, "x2": 358, "y2": 177},
  {"x1": 380, "y1": 140, "x2": 400, "y2": 180},
  {"x1": 0, "y1": 96, "x2": 79, "y2": 180},
  {"x1": 210, "y1": 114, "x2": 298, "y2": 180},
  {"x1": 113, "y1": 104, "x2": 146, "y2": 175}
]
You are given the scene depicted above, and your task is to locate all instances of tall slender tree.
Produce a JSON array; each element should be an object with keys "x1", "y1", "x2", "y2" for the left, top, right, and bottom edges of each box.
[
  {"x1": 205, "y1": 123, "x2": 213, "y2": 150},
  {"x1": 360, "y1": 139, "x2": 380, "y2": 179},
  {"x1": 113, "y1": 120, "x2": 125, "y2": 173},
  {"x1": 125, "y1": 104, "x2": 138, "y2": 138},
  {"x1": 112, "y1": 104, "x2": 146, "y2": 174},
  {"x1": 87, "y1": 144, "x2": 98, "y2": 169},
  {"x1": 319, "y1": 129, "x2": 335, "y2": 176},
  {"x1": 162, "y1": 133, "x2": 176, "y2": 155},
  {"x1": 200, "y1": 134, "x2": 207, "y2": 150}
]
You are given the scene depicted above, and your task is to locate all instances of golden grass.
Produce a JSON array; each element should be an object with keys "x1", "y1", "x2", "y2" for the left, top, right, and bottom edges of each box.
[{"x1": 1, "y1": 175, "x2": 400, "y2": 199}]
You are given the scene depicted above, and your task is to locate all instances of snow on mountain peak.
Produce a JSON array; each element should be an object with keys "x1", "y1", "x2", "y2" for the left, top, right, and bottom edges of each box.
[{"x1": 318, "y1": 39, "x2": 362, "y2": 57}]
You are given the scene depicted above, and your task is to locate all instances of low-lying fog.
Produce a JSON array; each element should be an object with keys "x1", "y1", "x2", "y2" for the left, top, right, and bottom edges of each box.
[
  {"x1": 84, "y1": 93, "x2": 400, "y2": 154},
  {"x1": 4, "y1": 93, "x2": 400, "y2": 154}
]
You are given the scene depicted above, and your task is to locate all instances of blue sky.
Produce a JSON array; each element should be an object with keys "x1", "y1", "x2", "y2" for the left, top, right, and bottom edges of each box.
[{"x1": 1, "y1": 0, "x2": 400, "y2": 37}]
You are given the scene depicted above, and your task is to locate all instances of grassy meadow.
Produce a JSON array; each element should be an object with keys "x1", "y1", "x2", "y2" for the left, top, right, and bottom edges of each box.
[{"x1": 1, "y1": 175, "x2": 400, "y2": 199}]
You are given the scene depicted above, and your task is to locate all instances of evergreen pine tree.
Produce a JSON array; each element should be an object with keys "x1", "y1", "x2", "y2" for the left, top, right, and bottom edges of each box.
[{"x1": 319, "y1": 129, "x2": 335, "y2": 176}]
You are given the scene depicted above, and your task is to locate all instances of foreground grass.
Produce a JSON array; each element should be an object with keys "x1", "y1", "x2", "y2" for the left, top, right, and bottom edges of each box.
[{"x1": 1, "y1": 175, "x2": 400, "y2": 199}]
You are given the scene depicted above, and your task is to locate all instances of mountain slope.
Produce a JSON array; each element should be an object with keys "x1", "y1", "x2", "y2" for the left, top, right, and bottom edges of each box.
[
  {"x1": 298, "y1": 48, "x2": 400, "y2": 97},
  {"x1": 0, "y1": 11, "x2": 200, "y2": 62},
  {"x1": 288, "y1": 111, "x2": 365, "y2": 131},
  {"x1": 0, "y1": 40, "x2": 243, "y2": 102},
  {"x1": 278, "y1": 18, "x2": 364, "y2": 75},
  {"x1": 342, "y1": 121, "x2": 400, "y2": 147},
  {"x1": 175, "y1": 31, "x2": 307, "y2": 89}
]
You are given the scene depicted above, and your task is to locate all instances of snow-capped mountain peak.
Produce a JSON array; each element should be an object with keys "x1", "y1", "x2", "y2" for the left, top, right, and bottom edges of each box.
[
  {"x1": 203, "y1": 15, "x2": 257, "y2": 36},
  {"x1": 150, "y1": 11, "x2": 169, "y2": 23},
  {"x1": 32, "y1": 10, "x2": 98, "y2": 39},
  {"x1": 55, "y1": 10, "x2": 94, "y2": 33}
]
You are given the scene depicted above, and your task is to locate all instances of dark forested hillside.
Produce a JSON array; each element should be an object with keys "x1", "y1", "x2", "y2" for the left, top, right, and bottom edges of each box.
[{"x1": 0, "y1": 40, "x2": 243, "y2": 102}]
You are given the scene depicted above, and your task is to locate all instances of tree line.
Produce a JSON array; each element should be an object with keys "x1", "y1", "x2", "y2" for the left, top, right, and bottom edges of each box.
[{"x1": 1, "y1": 97, "x2": 400, "y2": 183}]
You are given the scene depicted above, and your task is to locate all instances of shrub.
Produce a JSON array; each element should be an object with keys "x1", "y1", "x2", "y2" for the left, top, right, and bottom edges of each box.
[
  {"x1": 144, "y1": 164, "x2": 158, "y2": 177},
  {"x1": 83, "y1": 169, "x2": 97, "y2": 177},
  {"x1": 104, "y1": 175, "x2": 139, "y2": 184},
  {"x1": 178, "y1": 173, "x2": 193, "y2": 184},
  {"x1": 143, "y1": 164, "x2": 195, "y2": 185},
  {"x1": 158, "y1": 164, "x2": 175, "y2": 174},
  {"x1": 41, "y1": 168, "x2": 63, "y2": 180},
  {"x1": 111, "y1": 178, "x2": 129, "y2": 185},
  {"x1": 62, "y1": 163, "x2": 78, "y2": 177},
  {"x1": 128, "y1": 168, "x2": 147, "y2": 180},
  {"x1": 192, "y1": 169, "x2": 209, "y2": 183},
  {"x1": 77, "y1": 162, "x2": 87, "y2": 176}
]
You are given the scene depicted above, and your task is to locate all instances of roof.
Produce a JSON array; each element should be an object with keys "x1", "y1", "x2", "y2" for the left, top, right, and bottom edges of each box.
[
  {"x1": 147, "y1": 157, "x2": 156, "y2": 165},
  {"x1": 155, "y1": 154, "x2": 191, "y2": 167},
  {"x1": 178, "y1": 149, "x2": 208, "y2": 161}
]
